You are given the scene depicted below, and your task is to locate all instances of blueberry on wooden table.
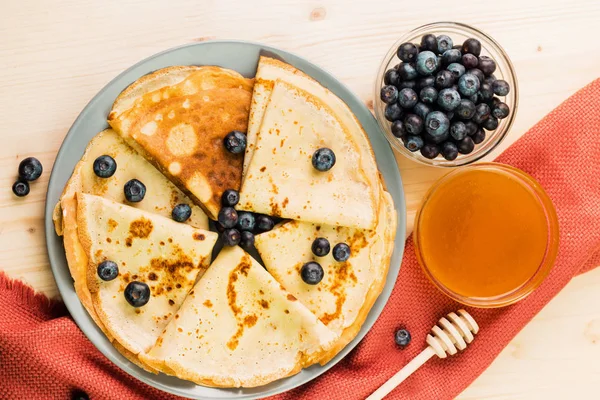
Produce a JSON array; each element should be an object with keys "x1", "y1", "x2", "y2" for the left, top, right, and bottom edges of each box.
[
  {"x1": 301, "y1": 261, "x2": 324, "y2": 285},
  {"x1": 93, "y1": 155, "x2": 116, "y2": 178},
  {"x1": 420, "y1": 143, "x2": 440, "y2": 160},
  {"x1": 218, "y1": 207, "x2": 238, "y2": 228},
  {"x1": 124, "y1": 281, "x2": 150, "y2": 307},
  {"x1": 404, "y1": 135, "x2": 424, "y2": 152},
  {"x1": 237, "y1": 212, "x2": 256, "y2": 231},
  {"x1": 97, "y1": 260, "x2": 119, "y2": 281},
  {"x1": 332, "y1": 243, "x2": 351, "y2": 262},
  {"x1": 312, "y1": 237, "x2": 331, "y2": 257},
  {"x1": 441, "y1": 141, "x2": 459, "y2": 161},
  {"x1": 124, "y1": 179, "x2": 146, "y2": 202},
  {"x1": 395, "y1": 328, "x2": 411, "y2": 347},
  {"x1": 171, "y1": 204, "x2": 192, "y2": 222},
  {"x1": 223, "y1": 228, "x2": 241, "y2": 246},
  {"x1": 397, "y1": 42, "x2": 418, "y2": 63},
  {"x1": 404, "y1": 114, "x2": 424, "y2": 135},
  {"x1": 223, "y1": 130, "x2": 247, "y2": 154},
  {"x1": 380, "y1": 85, "x2": 398, "y2": 104},
  {"x1": 18, "y1": 157, "x2": 43, "y2": 181},
  {"x1": 221, "y1": 189, "x2": 240, "y2": 207},
  {"x1": 312, "y1": 148, "x2": 336, "y2": 171},
  {"x1": 12, "y1": 180, "x2": 30, "y2": 197},
  {"x1": 415, "y1": 51, "x2": 438, "y2": 76}
]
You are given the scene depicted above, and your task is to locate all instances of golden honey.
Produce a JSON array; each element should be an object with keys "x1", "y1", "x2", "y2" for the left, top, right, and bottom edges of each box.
[{"x1": 414, "y1": 163, "x2": 559, "y2": 307}]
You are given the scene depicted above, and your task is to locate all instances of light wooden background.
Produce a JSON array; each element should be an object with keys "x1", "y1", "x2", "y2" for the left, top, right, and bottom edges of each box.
[{"x1": 1, "y1": 0, "x2": 599, "y2": 398}]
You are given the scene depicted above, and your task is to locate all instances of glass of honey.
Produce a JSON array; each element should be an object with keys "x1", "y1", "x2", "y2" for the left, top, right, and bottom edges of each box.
[{"x1": 413, "y1": 163, "x2": 559, "y2": 308}]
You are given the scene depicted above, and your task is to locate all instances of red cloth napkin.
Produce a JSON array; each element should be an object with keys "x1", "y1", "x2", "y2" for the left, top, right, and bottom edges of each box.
[{"x1": 2, "y1": 79, "x2": 600, "y2": 400}]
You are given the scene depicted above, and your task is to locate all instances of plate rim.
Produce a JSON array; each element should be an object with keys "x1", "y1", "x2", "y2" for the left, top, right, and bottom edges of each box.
[{"x1": 44, "y1": 39, "x2": 406, "y2": 399}]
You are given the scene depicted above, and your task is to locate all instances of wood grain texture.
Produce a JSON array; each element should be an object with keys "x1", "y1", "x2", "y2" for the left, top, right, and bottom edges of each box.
[{"x1": 0, "y1": 0, "x2": 599, "y2": 397}]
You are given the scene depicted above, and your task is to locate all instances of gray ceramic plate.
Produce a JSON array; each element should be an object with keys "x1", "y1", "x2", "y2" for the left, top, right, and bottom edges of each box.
[{"x1": 45, "y1": 41, "x2": 406, "y2": 399}]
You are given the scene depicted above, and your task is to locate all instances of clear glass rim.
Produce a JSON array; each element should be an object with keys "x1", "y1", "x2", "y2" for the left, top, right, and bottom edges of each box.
[
  {"x1": 374, "y1": 21, "x2": 519, "y2": 167},
  {"x1": 412, "y1": 163, "x2": 560, "y2": 308}
]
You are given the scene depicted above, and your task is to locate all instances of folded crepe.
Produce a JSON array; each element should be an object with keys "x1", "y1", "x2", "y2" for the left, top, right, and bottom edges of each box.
[
  {"x1": 108, "y1": 66, "x2": 254, "y2": 220},
  {"x1": 68, "y1": 193, "x2": 217, "y2": 366},
  {"x1": 255, "y1": 191, "x2": 396, "y2": 362},
  {"x1": 238, "y1": 80, "x2": 378, "y2": 230},
  {"x1": 140, "y1": 246, "x2": 337, "y2": 388}
]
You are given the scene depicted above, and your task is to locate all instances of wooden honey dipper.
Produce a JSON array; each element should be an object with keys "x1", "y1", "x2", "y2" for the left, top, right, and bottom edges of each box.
[{"x1": 367, "y1": 310, "x2": 479, "y2": 400}]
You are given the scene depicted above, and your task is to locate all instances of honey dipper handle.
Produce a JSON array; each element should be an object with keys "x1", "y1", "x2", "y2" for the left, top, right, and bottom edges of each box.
[{"x1": 366, "y1": 347, "x2": 436, "y2": 400}]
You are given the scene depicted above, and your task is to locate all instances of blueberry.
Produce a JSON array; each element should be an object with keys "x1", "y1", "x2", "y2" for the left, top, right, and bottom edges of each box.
[
  {"x1": 472, "y1": 103, "x2": 491, "y2": 124},
  {"x1": 450, "y1": 121, "x2": 467, "y2": 141},
  {"x1": 446, "y1": 63, "x2": 466, "y2": 79},
  {"x1": 437, "y1": 88, "x2": 461, "y2": 111},
  {"x1": 397, "y1": 42, "x2": 418, "y2": 62},
  {"x1": 221, "y1": 189, "x2": 240, "y2": 207},
  {"x1": 256, "y1": 215, "x2": 275, "y2": 232},
  {"x1": 12, "y1": 180, "x2": 30, "y2": 197},
  {"x1": 124, "y1": 281, "x2": 150, "y2": 307},
  {"x1": 92, "y1": 155, "x2": 116, "y2": 179},
  {"x1": 397, "y1": 62, "x2": 418, "y2": 81},
  {"x1": 420, "y1": 143, "x2": 440, "y2": 159},
  {"x1": 467, "y1": 69, "x2": 485, "y2": 85},
  {"x1": 312, "y1": 148, "x2": 336, "y2": 171},
  {"x1": 380, "y1": 85, "x2": 398, "y2": 104},
  {"x1": 18, "y1": 157, "x2": 43, "y2": 181},
  {"x1": 419, "y1": 87, "x2": 438, "y2": 104},
  {"x1": 404, "y1": 114, "x2": 424, "y2": 135},
  {"x1": 458, "y1": 73, "x2": 480, "y2": 97},
  {"x1": 97, "y1": 260, "x2": 119, "y2": 281},
  {"x1": 472, "y1": 128, "x2": 487, "y2": 144},
  {"x1": 462, "y1": 53, "x2": 479, "y2": 69},
  {"x1": 332, "y1": 243, "x2": 351, "y2": 262},
  {"x1": 397, "y1": 80, "x2": 417, "y2": 90},
  {"x1": 223, "y1": 228, "x2": 241, "y2": 246},
  {"x1": 484, "y1": 74, "x2": 497, "y2": 86},
  {"x1": 456, "y1": 99, "x2": 476, "y2": 120},
  {"x1": 435, "y1": 70, "x2": 455, "y2": 89},
  {"x1": 391, "y1": 120, "x2": 406, "y2": 138},
  {"x1": 492, "y1": 102, "x2": 510, "y2": 119},
  {"x1": 404, "y1": 135, "x2": 424, "y2": 152},
  {"x1": 441, "y1": 141, "x2": 459, "y2": 161},
  {"x1": 478, "y1": 56, "x2": 496, "y2": 76},
  {"x1": 312, "y1": 237, "x2": 331, "y2": 257},
  {"x1": 488, "y1": 96, "x2": 502, "y2": 108},
  {"x1": 465, "y1": 121, "x2": 478, "y2": 136},
  {"x1": 237, "y1": 212, "x2": 256, "y2": 231},
  {"x1": 223, "y1": 130, "x2": 247, "y2": 154},
  {"x1": 441, "y1": 49, "x2": 462, "y2": 66},
  {"x1": 384, "y1": 103, "x2": 404, "y2": 122},
  {"x1": 493, "y1": 80, "x2": 510, "y2": 96},
  {"x1": 171, "y1": 204, "x2": 192, "y2": 222},
  {"x1": 457, "y1": 136, "x2": 475, "y2": 154},
  {"x1": 413, "y1": 102, "x2": 431, "y2": 120},
  {"x1": 469, "y1": 92, "x2": 480, "y2": 104},
  {"x1": 239, "y1": 230, "x2": 255, "y2": 250},
  {"x1": 397, "y1": 88, "x2": 418, "y2": 109},
  {"x1": 482, "y1": 116, "x2": 499, "y2": 131},
  {"x1": 218, "y1": 206, "x2": 238, "y2": 228},
  {"x1": 436, "y1": 35, "x2": 453, "y2": 54},
  {"x1": 416, "y1": 75, "x2": 435, "y2": 89},
  {"x1": 384, "y1": 69, "x2": 400, "y2": 86},
  {"x1": 415, "y1": 51, "x2": 438, "y2": 76},
  {"x1": 395, "y1": 328, "x2": 411, "y2": 347},
  {"x1": 479, "y1": 83, "x2": 494, "y2": 101},
  {"x1": 301, "y1": 261, "x2": 324, "y2": 285},
  {"x1": 124, "y1": 179, "x2": 146, "y2": 202},
  {"x1": 424, "y1": 111, "x2": 450, "y2": 143},
  {"x1": 420, "y1": 34, "x2": 438, "y2": 52}
]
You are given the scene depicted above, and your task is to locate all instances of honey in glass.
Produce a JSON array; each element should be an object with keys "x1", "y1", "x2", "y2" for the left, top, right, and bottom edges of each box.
[{"x1": 413, "y1": 163, "x2": 559, "y2": 307}]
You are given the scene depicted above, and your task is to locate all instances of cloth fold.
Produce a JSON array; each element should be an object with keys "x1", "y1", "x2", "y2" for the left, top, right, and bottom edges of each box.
[{"x1": 2, "y1": 79, "x2": 599, "y2": 400}]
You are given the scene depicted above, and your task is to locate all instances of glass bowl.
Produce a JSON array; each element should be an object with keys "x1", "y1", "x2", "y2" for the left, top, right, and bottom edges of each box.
[
  {"x1": 413, "y1": 163, "x2": 559, "y2": 308},
  {"x1": 374, "y1": 22, "x2": 519, "y2": 166}
]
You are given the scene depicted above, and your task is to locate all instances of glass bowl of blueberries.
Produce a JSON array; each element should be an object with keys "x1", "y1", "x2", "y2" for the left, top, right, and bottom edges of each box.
[{"x1": 374, "y1": 22, "x2": 518, "y2": 166}]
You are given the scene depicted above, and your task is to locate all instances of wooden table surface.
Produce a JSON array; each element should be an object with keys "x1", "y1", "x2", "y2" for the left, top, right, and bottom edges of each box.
[{"x1": 1, "y1": 0, "x2": 599, "y2": 398}]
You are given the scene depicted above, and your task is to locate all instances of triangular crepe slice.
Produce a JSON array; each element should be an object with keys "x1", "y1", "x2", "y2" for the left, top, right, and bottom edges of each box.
[
  {"x1": 140, "y1": 246, "x2": 337, "y2": 388},
  {"x1": 108, "y1": 66, "x2": 254, "y2": 220},
  {"x1": 243, "y1": 56, "x2": 381, "y2": 205},
  {"x1": 75, "y1": 193, "x2": 218, "y2": 359},
  {"x1": 238, "y1": 80, "x2": 378, "y2": 230},
  {"x1": 255, "y1": 191, "x2": 397, "y2": 363}
]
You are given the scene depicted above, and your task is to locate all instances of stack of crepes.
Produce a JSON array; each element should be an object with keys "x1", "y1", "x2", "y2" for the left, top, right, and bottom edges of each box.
[{"x1": 53, "y1": 57, "x2": 397, "y2": 388}]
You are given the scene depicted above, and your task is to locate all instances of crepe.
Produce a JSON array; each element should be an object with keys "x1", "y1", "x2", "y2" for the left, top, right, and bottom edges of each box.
[
  {"x1": 238, "y1": 80, "x2": 378, "y2": 229},
  {"x1": 72, "y1": 193, "x2": 217, "y2": 360},
  {"x1": 53, "y1": 129, "x2": 209, "y2": 236},
  {"x1": 140, "y1": 246, "x2": 338, "y2": 388},
  {"x1": 255, "y1": 191, "x2": 396, "y2": 363},
  {"x1": 108, "y1": 66, "x2": 254, "y2": 220}
]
